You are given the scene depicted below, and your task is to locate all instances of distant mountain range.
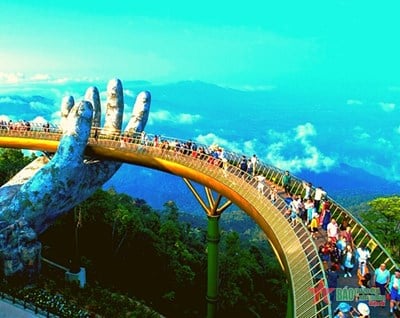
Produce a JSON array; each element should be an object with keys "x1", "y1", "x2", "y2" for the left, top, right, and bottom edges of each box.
[
  {"x1": 2, "y1": 79, "x2": 399, "y2": 213},
  {"x1": 105, "y1": 161, "x2": 400, "y2": 214}
]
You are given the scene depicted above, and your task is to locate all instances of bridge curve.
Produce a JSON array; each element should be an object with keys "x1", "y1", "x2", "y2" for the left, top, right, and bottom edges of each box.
[{"x1": 0, "y1": 126, "x2": 398, "y2": 317}]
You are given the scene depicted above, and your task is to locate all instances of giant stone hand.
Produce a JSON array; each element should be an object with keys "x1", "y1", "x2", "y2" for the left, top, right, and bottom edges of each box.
[{"x1": 0, "y1": 78, "x2": 151, "y2": 276}]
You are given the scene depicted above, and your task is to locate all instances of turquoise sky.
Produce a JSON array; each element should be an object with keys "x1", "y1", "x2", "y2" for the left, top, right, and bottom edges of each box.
[{"x1": 1, "y1": 1, "x2": 400, "y2": 88}]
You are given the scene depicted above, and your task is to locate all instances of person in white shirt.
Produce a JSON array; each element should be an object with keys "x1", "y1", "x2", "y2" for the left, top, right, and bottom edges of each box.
[
  {"x1": 250, "y1": 154, "x2": 258, "y2": 176},
  {"x1": 356, "y1": 245, "x2": 371, "y2": 267},
  {"x1": 314, "y1": 186, "x2": 327, "y2": 212},
  {"x1": 327, "y1": 218, "x2": 339, "y2": 243},
  {"x1": 254, "y1": 175, "x2": 266, "y2": 195}
]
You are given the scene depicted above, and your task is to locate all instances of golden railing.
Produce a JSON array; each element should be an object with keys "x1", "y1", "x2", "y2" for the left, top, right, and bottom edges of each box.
[{"x1": 7, "y1": 123, "x2": 400, "y2": 316}]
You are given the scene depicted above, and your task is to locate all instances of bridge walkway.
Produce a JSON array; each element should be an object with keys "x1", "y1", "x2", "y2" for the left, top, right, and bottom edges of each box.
[{"x1": 0, "y1": 126, "x2": 398, "y2": 317}]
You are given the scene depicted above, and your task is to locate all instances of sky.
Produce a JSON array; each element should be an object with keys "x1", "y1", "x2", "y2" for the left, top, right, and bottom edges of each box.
[
  {"x1": 1, "y1": 1, "x2": 400, "y2": 89},
  {"x1": 1, "y1": 1, "x2": 400, "y2": 206}
]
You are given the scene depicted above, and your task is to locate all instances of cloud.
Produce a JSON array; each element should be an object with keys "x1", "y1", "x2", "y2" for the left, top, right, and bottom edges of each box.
[
  {"x1": 295, "y1": 122, "x2": 315, "y2": 140},
  {"x1": 346, "y1": 99, "x2": 363, "y2": 105},
  {"x1": 379, "y1": 102, "x2": 395, "y2": 112},
  {"x1": 149, "y1": 109, "x2": 201, "y2": 125},
  {"x1": 353, "y1": 126, "x2": 370, "y2": 140},
  {"x1": 0, "y1": 72, "x2": 25, "y2": 84},
  {"x1": 194, "y1": 133, "x2": 243, "y2": 154},
  {"x1": 0, "y1": 97, "x2": 25, "y2": 105},
  {"x1": 0, "y1": 115, "x2": 10, "y2": 122},
  {"x1": 30, "y1": 73, "x2": 52, "y2": 81},
  {"x1": 264, "y1": 123, "x2": 335, "y2": 173}
]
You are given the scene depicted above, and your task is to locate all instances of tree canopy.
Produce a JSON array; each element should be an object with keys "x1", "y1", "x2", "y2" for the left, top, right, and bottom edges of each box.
[{"x1": 360, "y1": 196, "x2": 400, "y2": 261}]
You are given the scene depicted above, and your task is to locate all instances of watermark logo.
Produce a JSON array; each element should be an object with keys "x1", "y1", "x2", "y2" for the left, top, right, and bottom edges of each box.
[{"x1": 309, "y1": 280, "x2": 386, "y2": 307}]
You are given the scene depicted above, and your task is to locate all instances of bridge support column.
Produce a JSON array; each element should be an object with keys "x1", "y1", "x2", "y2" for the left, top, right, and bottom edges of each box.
[{"x1": 206, "y1": 215, "x2": 220, "y2": 318}]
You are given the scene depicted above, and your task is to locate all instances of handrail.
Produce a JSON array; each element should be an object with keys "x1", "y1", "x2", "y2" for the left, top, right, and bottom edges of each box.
[
  {"x1": 1, "y1": 124, "x2": 397, "y2": 316},
  {"x1": 279, "y1": 172, "x2": 399, "y2": 272}
]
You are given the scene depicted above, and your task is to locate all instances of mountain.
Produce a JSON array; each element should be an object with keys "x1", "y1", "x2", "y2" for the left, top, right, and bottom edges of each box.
[
  {"x1": 2, "y1": 79, "x2": 400, "y2": 212},
  {"x1": 105, "y1": 161, "x2": 400, "y2": 214}
]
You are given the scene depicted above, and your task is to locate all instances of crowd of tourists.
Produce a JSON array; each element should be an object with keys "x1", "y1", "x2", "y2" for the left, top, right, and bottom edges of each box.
[{"x1": 279, "y1": 171, "x2": 400, "y2": 318}]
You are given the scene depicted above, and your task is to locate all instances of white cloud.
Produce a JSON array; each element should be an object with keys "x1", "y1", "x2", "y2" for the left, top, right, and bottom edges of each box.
[
  {"x1": 195, "y1": 133, "x2": 243, "y2": 154},
  {"x1": 30, "y1": 116, "x2": 48, "y2": 124},
  {"x1": 379, "y1": 102, "x2": 395, "y2": 112},
  {"x1": 346, "y1": 99, "x2": 363, "y2": 105},
  {"x1": 0, "y1": 115, "x2": 10, "y2": 122},
  {"x1": 295, "y1": 122, "x2": 315, "y2": 140},
  {"x1": 377, "y1": 137, "x2": 393, "y2": 149},
  {"x1": 124, "y1": 89, "x2": 135, "y2": 98},
  {"x1": 30, "y1": 73, "x2": 51, "y2": 81},
  {"x1": 352, "y1": 126, "x2": 370, "y2": 140},
  {"x1": 265, "y1": 123, "x2": 335, "y2": 173},
  {"x1": 0, "y1": 72, "x2": 25, "y2": 84},
  {"x1": 149, "y1": 109, "x2": 201, "y2": 125}
]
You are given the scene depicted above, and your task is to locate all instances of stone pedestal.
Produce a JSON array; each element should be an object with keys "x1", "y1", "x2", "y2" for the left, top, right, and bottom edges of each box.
[{"x1": 65, "y1": 267, "x2": 86, "y2": 288}]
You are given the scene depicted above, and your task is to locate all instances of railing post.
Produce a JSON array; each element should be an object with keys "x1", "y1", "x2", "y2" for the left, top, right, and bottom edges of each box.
[{"x1": 206, "y1": 215, "x2": 220, "y2": 318}]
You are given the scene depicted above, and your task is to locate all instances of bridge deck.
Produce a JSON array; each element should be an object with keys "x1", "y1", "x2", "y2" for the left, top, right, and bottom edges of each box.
[{"x1": 0, "y1": 127, "x2": 398, "y2": 317}]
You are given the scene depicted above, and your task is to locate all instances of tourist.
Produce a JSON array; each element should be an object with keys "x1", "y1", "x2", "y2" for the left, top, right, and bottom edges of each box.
[
  {"x1": 282, "y1": 170, "x2": 291, "y2": 195},
  {"x1": 342, "y1": 245, "x2": 355, "y2": 278},
  {"x1": 357, "y1": 261, "x2": 371, "y2": 288},
  {"x1": 389, "y1": 269, "x2": 400, "y2": 315},
  {"x1": 373, "y1": 263, "x2": 391, "y2": 296},
  {"x1": 327, "y1": 218, "x2": 339, "y2": 243}
]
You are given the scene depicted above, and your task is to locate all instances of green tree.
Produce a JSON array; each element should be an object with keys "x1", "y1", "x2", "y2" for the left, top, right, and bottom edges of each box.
[
  {"x1": 361, "y1": 196, "x2": 400, "y2": 261},
  {"x1": 0, "y1": 148, "x2": 36, "y2": 185}
]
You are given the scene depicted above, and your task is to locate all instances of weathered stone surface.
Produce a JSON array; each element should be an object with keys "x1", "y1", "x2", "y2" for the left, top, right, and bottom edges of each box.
[
  {"x1": 84, "y1": 86, "x2": 101, "y2": 128},
  {"x1": 0, "y1": 79, "x2": 151, "y2": 277},
  {"x1": 125, "y1": 90, "x2": 151, "y2": 134},
  {"x1": 103, "y1": 78, "x2": 124, "y2": 135}
]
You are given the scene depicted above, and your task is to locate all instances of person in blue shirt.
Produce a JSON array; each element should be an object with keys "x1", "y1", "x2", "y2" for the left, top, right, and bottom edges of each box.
[{"x1": 373, "y1": 263, "x2": 391, "y2": 296}]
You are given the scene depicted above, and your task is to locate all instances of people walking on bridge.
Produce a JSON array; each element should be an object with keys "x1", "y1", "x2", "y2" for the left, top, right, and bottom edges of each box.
[
  {"x1": 389, "y1": 269, "x2": 400, "y2": 315},
  {"x1": 356, "y1": 244, "x2": 371, "y2": 268},
  {"x1": 342, "y1": 244, "x2": 355, "y2": 278},
  {"x1": 304, "y1": 198, "x2": 315, "y2": 225},
  {"x1": 373, "y1": 263, "x2": 391, "y2": 296},
  {"x1": 93, "y1": 128, "x2": 99, "y2": 143},
  {"x1": 302, "y1": 181, "x2": 312, "y2": 199},
  {"x1": 269, "y1": 185, "x2": 278, "y2": 203},
  {"x1": 282, "y1": 170, "x2": 291, "y2": 195},
  {"x1": 327, "y1": 218, "x2": 339, "y2": 243},
  {"x1": 314, "y1": 186, "x2": 326, "y2": 212},
  {"x1": 238, "y1": 156, "x2": 248, "y2": 178},
  {"x1": 327, "y1": 264, "x2": 340, "y2": 302},
  {"x1": 250, "y1": 154, "x2": 258, "y2": 176},
  {"x1": 254, "y1": 175, "x2": 266, "y2": 195},
  {"x1": 309, "y1": 213, "x2": 319, "y2": 239},
  {"x1": 357, "y1": 261, "x2": 371, "y2": 288}
]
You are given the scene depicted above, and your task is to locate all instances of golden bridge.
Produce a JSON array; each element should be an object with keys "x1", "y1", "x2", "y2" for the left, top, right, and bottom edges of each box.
[{"x1": 0, "y1": 125, "x2": 398, "y2": 318}]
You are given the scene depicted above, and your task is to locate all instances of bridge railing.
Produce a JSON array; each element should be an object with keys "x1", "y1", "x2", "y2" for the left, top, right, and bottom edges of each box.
[
  {"x1": 1, "y1": 125, "x2": 396, "y2": 315},
  {"x1": 122, "y1": 136, "x2": 331, "y2": 317},
  {"x1": 0, "y1": 126, "x2": 332, "y2": 317}
]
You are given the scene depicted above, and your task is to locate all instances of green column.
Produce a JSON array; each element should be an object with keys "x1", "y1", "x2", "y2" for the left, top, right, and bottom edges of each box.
[
  {"x1": 286, "y1": 281, "x2": 294, "y2": 318},
  {"x1": 206, "y1": 215, "x2": 220, "y2": 318}
]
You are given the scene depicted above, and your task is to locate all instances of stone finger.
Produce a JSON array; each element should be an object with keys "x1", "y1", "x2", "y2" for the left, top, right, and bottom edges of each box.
[
  {"x1": 103, "y1": 78, "x2": 124, "y2": 137},
  {"x1": 84, "y1": 86, "x2": 101, "y2": 128},
  {"x1": 55, "y1": 100, "x2": 93, "y2": 164},
  {"x1": 125, "y1": 90, "x2": 151, "y2": 135},
  {"x1": 60, "y1": 95, "x2": 75, "y2": 132}
]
